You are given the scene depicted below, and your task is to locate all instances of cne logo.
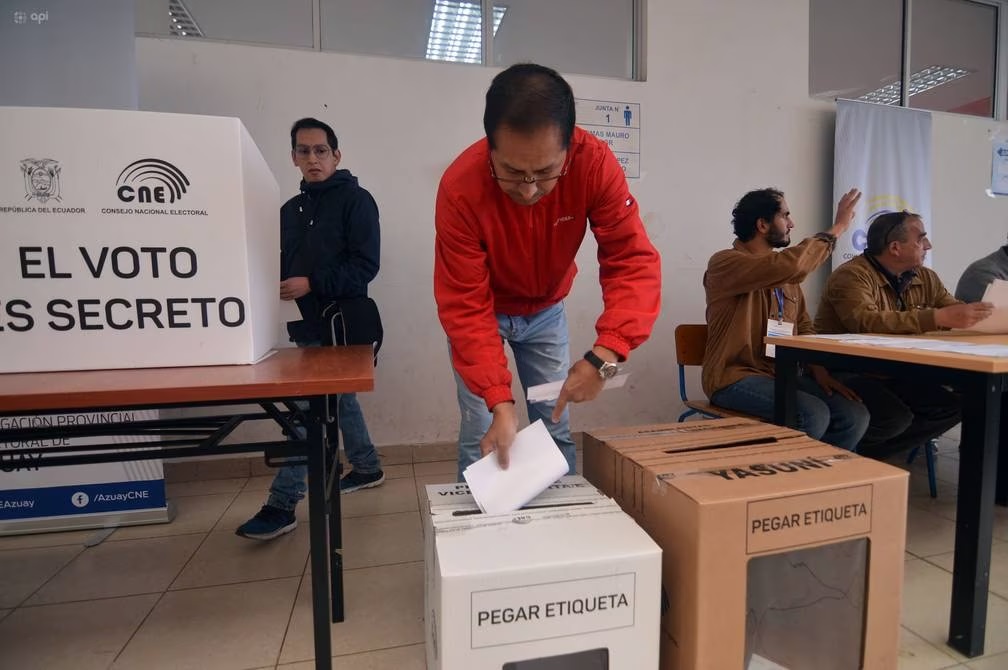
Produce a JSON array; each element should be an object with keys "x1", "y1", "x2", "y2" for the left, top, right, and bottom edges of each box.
[{"x1": 116, "y1": 158, "x2": 190, "y2": 204}]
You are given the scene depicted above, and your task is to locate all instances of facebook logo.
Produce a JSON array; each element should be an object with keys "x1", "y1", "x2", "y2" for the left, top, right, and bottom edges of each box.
[{"x1": 70, "y1": 491, "x2": 89, "y2": 508}]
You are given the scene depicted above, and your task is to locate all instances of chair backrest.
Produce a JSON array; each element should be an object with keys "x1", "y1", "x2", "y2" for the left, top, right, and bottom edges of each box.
[
  {"x1": 674, "y1": 324, "x2": 708, "y2": 367},
  {"x1": 674, "y1": 322, "x2": 764, "y2": 424}
]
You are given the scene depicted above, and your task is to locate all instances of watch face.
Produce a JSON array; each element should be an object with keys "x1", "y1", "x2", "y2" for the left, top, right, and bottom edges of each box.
[{"x1": 599, "y1": 362, "x2": 618, "y2": 379}]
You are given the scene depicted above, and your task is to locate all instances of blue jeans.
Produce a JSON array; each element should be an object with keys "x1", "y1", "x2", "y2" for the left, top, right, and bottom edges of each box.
[
  {"x1": 452, "y1": 302, "x2": 577, "y2": 481},
  {"x1": 710, "y1": 374, "x2": 869, "y2": 451},
  {"x1": 267, "y1": 343, "x2": 380, "y2": 511}
]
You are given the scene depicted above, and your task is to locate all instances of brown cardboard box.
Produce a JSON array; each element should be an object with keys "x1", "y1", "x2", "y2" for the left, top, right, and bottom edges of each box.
[
  {"x1": 584, "y1": 419, "x2": 909, "y2": 670},
  {"x1": 583, "y1": 418, "x2": 805, "y2": 506}
]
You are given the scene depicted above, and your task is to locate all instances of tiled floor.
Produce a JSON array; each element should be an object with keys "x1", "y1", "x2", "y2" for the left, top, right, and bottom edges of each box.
[{"x1": 1, "y1": 439, "x2": 1007, "y2": 669}]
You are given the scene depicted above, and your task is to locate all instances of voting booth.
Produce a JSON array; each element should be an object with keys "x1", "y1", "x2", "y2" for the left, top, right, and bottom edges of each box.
[
  {"x1": 584, "y1": 419, "x2": 909, "y2": 670},
  {"x1": 0, "y1": 107, "x2": 281, "y2": 533},
  {"x1": 424, "y1": 476, "x2": 662, "y2": 670},
  {"x1": 0, "y1": 106, "x2": 280, "y2": 373}
]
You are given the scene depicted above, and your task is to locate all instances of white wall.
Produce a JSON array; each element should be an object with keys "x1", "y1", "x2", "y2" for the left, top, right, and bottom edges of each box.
[
  {"x1": 931, "y1": 111, "x2": 1008, "y2": 283},
  {"x1": 135, "y1": 0, "x2": 840, "y2": 446}
]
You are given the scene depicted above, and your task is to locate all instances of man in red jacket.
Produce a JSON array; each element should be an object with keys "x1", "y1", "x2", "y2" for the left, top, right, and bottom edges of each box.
[{"x1": 434, "y1": 63, "x2": 662, "y2": 480}]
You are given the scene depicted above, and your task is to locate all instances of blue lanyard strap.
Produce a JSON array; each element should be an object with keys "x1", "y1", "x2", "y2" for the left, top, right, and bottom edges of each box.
[{"x1": 773, "y1": 288, "x2": 784, "y2": 322}]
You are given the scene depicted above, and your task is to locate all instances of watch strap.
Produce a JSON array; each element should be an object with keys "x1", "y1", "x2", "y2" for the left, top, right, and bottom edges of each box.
[{"x1": 583, "y1": 350, "x2": 606, "y2": 370}]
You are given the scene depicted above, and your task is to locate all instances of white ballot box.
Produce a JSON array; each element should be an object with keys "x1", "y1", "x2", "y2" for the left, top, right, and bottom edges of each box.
[
  {"x1": 0, "y1": 106, "x2": 280, "y2": 372},
  {"x1": 423, "y1": 476, "x2": 661, "y2": 670}
]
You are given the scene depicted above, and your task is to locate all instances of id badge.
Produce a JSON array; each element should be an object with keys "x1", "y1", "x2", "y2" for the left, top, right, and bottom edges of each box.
[{"x1": 765, "y1": 319, "x2": 794, "y2": 358}]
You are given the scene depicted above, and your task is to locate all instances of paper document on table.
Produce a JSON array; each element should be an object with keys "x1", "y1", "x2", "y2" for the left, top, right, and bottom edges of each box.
[
  {"x1": 804, "y1": 334, "x2": 1008, "y2": 357},
  {"x1": 963, "y1": 279, "x2": 1008, "y2": 334},
  {"x1": 526, "y1": 373, "x2": 629, "y2": 403},
  {"x1": 462, "y1": 419, "x2": 570, "y2": 514}
]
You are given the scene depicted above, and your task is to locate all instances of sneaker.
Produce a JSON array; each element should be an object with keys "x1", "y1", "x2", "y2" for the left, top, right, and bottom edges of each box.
[
  {"x1": 339, "y1": 469, "x2": 386, "y2": 494},
  {"x1": 235, "y1": 505, "x2": 297, "y2": 540}
]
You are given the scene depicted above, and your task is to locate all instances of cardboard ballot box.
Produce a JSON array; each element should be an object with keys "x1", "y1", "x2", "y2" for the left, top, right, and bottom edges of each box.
[
  {"x1": 0, "y1": 106, "x2": 280, "y2": 372},
  {"x1": 583, "y1": 419, "x2": 909, "y2": 670},
  {"x1": 424, "y1": 476, "x2": 662, "y2": 670}
]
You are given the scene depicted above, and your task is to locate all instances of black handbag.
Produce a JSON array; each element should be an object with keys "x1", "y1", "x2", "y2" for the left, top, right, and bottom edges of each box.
[{"x1": 319, "y1": 297, "x2": 383, "y2": 365}]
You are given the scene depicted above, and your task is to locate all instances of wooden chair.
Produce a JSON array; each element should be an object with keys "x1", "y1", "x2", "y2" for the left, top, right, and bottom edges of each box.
[{"x1": 674, "y1": 324, "x2": 760, "y2": 422}]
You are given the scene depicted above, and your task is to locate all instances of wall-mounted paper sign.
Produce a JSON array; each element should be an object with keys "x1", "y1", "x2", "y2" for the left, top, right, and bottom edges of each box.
[
  {"x1": 991, "y1": 139, "x2": 1008, "y2": 196},
  {"x1": 575, "y1": 98, "x2": 641, "y2": 178}
]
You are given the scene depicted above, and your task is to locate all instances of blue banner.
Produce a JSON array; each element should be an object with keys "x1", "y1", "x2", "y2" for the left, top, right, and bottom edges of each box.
[{"x1": 0, "y1": 480, "x2": 166, "y2": 520}]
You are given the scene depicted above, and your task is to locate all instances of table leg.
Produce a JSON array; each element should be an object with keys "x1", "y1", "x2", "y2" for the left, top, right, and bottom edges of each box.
[
  {"x1": 997, "y1": 394, "x2": 1007, "y2": 507},
  {"x1": 328, "y1": 398, "x2": 344, "y2": 623},
  {"x1": 998, "y1": 439, "x2": 1008, "y2": 508},
  {"x1": 948, "y1": 374, "x2": 1000, "y2": 657},
  {"x1": 307, "y1": 396, "x2": 333, "y2": 670},
  {"x1": 773, "y1": 349, "x2": 799, "y2": 428}
]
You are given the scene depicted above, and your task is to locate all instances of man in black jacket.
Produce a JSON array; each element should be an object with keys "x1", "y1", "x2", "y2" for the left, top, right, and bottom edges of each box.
[{"x1": 237, "y1": 118, "x2": 384, "y2": 541}]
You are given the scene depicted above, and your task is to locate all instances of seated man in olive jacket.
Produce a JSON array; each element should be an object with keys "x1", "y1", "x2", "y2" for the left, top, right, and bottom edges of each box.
[{"x1": 815, "y1": 210, "x2": 993, "y2": 458}]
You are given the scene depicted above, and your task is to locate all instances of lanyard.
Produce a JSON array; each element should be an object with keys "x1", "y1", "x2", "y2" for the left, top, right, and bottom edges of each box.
[{"x1": 773, "y1": 288, "x2": 784, "y2": 323}]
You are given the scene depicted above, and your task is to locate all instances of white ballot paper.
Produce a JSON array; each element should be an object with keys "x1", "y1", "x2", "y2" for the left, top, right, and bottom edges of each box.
[
  {"x1": 967, "y1": 279, "x2": 1008, "y2": 334},
  {"x1": 462, "y1": 419, "x2": 569, "y2": 514},
  {"x1": 526, "y1": 373, "x2": 630, "y2": 403},
  {"x1": 748, "y1": 654, "x2": 790, "y2": 670}
]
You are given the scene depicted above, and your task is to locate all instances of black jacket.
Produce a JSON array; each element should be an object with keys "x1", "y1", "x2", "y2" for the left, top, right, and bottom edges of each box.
[{"x1": 281, "y1": 169, "x2": 380, "y2": 336}]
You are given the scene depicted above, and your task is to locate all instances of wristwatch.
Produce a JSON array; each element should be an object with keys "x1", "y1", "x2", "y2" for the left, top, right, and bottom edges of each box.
[{"x1": 583, "y1": 351, "x2": 619, "y2": 380}]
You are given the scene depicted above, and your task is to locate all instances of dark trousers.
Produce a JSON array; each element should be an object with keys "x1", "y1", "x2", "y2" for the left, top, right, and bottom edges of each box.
[{"x1": 838, "y1": 375, "x2": 961, "y2": 459}]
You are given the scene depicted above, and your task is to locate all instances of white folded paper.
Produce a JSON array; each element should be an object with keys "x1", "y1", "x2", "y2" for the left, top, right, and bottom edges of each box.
[
  {"x1": 462, "y1": 419, "x2": 570, "y2": 514},
  {"x1": 967, "y1": 279, "x2": 1008, "y2": 334},
  {"x1": 526, "y1": 373, "x2": 630, "y2": 403},
  {"x1": 748, "y1": 654, "x2": 790, "y2": 670}
]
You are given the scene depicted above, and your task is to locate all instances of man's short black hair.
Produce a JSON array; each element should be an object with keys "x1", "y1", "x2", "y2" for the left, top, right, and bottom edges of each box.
[
  {"x1": 290, "y1": 117, "x2": 338, "y2": 151},
  {"x1": 483, "y1": 63, "x2": 576, "y2": 149},
  {"x1": 865, "y1": 210, "x2": 919, "y2": 256},
  {"x1": 732, "y1": 188, "x2": 784, "y2": 242}
]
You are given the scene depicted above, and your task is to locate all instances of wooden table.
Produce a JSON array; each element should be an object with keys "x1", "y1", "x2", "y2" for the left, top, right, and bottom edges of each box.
[
  {"x1": 771, "y1": 333, "x2": 1008, "y2": 658},
  {"x1": 0, "y1": 346, "x2": 375, "y2": 670}
]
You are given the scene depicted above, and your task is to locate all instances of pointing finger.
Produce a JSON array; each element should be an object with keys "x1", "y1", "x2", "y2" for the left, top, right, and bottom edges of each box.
[{"x1": 552, "y1": 390, "x2": 569, "y2": 423}]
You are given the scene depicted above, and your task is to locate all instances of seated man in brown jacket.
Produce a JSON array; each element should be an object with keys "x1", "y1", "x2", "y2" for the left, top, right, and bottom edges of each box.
[
  {"x1": 815, "y1": 210, "x2": 993, "y2": 458},
  {"x1": 703, "y1": 187, "x2": 868, "y2": 450}
]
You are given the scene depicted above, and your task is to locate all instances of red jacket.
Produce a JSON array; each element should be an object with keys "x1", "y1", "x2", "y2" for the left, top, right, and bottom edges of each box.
[{"x1": 434, "y1": 127, "x2": 661, "y2": 409}]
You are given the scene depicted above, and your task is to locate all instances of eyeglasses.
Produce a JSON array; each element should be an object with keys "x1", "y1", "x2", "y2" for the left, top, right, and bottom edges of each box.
[
  {"x1": 294, "y1": 145, "x2": 333, "y2": 159},
  {"x1": 878, "y1": 210, "x2": 917, "y2": 246},
  {"x1": 489, "y1": 154, "x2": 569, "y2": 186}
]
